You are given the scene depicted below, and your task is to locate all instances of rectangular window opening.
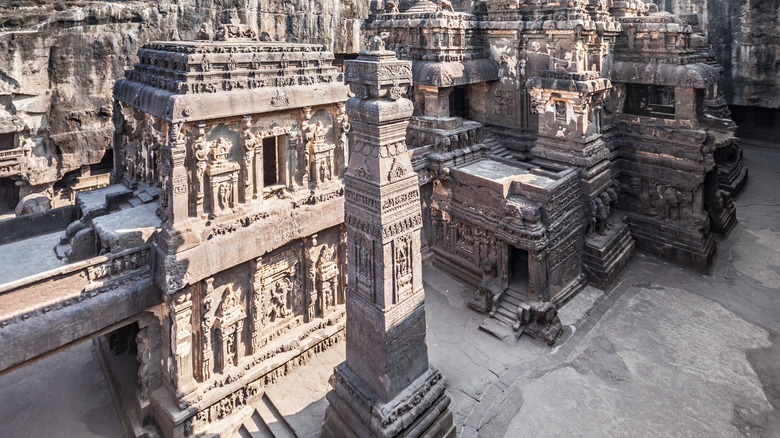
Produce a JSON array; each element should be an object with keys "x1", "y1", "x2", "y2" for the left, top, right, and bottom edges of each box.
[
  {"x1": 624, "y1": 83, "x2": 675, "y2": 119},
  {"x1": 263, "y1": 136, "x2": 279, "y2": 187}
]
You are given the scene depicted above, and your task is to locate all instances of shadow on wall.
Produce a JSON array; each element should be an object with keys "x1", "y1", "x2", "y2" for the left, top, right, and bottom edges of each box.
[{"x1": 730, "y1": 105, "x2": 780, "y2": 144}]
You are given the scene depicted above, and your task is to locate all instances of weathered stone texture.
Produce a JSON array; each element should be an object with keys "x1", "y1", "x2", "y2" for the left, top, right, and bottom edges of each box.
[
  {"x1": 0, "y1": 0, "x2": 367, "y2": 199},
  {"x1": 654, "y1": 0, "x2": 780, "y2": 108}
]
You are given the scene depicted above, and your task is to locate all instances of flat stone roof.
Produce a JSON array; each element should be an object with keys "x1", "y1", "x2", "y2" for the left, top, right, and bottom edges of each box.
[
  {"x1": 459, "y1": 160, "x2": 557, "y2": 189},
  {"x1": 0, "y1": 231, "x2": 63, "y2": 284},
  {"x1": 92, "y1": 203, "x2": 162, "y2": 253}
]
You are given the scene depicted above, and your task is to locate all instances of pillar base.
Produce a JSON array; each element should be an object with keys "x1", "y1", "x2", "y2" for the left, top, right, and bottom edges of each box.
[{"x1": 323, "y1": 364, "x2": 455, "y2": 438}]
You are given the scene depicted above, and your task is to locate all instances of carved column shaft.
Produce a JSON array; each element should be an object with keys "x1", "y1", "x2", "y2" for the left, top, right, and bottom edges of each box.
[
  {"x1": 169, "y1": 122, "x2": 189, "y2": 223},
  {"x1": 194, "y1": 122, "x2": 208, "y2": 217},
  {"x1": 343, "y1": 49, "x2": 428, "y2": 402},
  {"x1": 199, "y1": 277, "x2": 215, "y2": 382},
  {"x1": 324, "y1": 40, "x2": 455, "y2": 438},
  {"x1": 242, "y1": 117, "x2": 255, "y2": 203},
  {"x1": 168, "y1": 290, "x2": 197, "y2": 396},
  {"x1": 249, "y1": 259, "x2": 263, "y2": 355}
]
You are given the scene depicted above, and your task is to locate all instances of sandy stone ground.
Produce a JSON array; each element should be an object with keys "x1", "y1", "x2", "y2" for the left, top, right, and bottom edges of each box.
[{"x1": 0, "y1": 142, "x2": 777, "y2": 437}]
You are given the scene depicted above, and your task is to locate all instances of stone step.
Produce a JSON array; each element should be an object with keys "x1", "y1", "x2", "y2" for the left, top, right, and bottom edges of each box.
[
  {"x1": 136, "y1": 191, "x2": 153, "y2": 204},
  {"x1": 254, "y1": 394, "x2": 297, "y2": 438},
  {"x1": 239, "y1": 411, "x2": 274, "y2": 438},
  {"x1": 479, "y1": 314, "x2": 523, "y2": 342},
  {"x1": 496, "y1": 306, "x2": 517, "y2": 321},
  {"x1": 492, "y1": 312, "x2": 514, "y2": 326},
  {"x1": 501, "y1": 293, "x2": 523, "y2": 308}
]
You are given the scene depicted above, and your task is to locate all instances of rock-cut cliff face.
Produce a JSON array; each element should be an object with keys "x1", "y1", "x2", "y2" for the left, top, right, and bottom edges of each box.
[
  {"x1": 0, "y1": 0, "x2": 367, "y2": 207},
  {"x1": 655, "y1": 0, "x2": 780, "y2": 108}
]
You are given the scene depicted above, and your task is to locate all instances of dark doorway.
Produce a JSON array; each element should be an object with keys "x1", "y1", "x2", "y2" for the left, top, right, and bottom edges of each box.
[
  {"x1": 451, "y1": 86, "x2": 469, "y2": 119},
  {"x1": 0, "y1": 133, "x2": 14, "y2": 151},
  {"x1": 263, "y1": 136, "x2": 279, "y2": 186},
  {"x1": 0, "y1": 177, "x2": 18, "y2": 209},
  {"x1": 509, "y1": 246, "x2": 529, "y2": 290}
]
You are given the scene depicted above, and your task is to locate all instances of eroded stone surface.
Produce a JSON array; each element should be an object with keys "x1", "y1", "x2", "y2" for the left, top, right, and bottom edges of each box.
[{"x1": 505, "y1": 285, "x2": 771, "y2": 437}]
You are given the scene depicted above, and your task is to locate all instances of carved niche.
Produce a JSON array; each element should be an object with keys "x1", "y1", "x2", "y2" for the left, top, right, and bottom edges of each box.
[
  {"x1": 168, "y1": 288, "x2": 197, "y2": 394},
  {"x1": 456, "y1": 223, "x2": 477, "y2": 263},
  {"x1": 205, "y1": 137, "x2": 240, "y2": 218},
  {"x1": 393, "y1": 234, "x2": 413, "y2": 302},
  {"x1": 304, "y1": 119, "x2": 335, "y2": 187},
  {"x1": 251, "y1": 246, "x2": 302, "y2": 351},
  {"x1": 316, "y1": 244, "x2": 339, "y2": 316},
  {"x1": 214, "y1": 283, "x2": 246, "y2": 372},
  {"x1": 353, "y1": 234, "x2": 374, "y2": 302}
]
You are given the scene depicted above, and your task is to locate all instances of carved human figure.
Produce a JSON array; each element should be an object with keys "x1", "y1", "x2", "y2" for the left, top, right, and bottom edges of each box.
[
  {"x1": 630, "y1": 178, "x2": 654, "y2": 214},
  {"x1": 595, "y1": 197, "x2": 608, "y2": 235},
  {"x1": 472, "y1": 259, "x2": 500, "y2": 313},
  {"x1": 654, "y1": 185, "x2": 682, "y2": 220},
  {"x1": 218, "y1": 183, "x2": 230, "y2": 210},
  {"x1": 599, "y1": 192, "x2": 613, "y2": 229},
  {"x1": 201, "y1": 313, "x2": 213, "y2": 380},
  {"x1": 158, "y1": 155, "x2": 171, "y2": 209},
  {"x1": 270, "y1": 278, "x2": 290, "y2": 320}
]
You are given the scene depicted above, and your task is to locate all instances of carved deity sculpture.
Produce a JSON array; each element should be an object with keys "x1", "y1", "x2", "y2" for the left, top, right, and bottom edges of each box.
[
  {"x1": 270, "y1": 278, "x2": 291, "y2": 320},
  {"x1": 304, "y1": 120, "x2": 335, "y2": 186},
  {"x1": 215, "y1": 284, "x2": 246, "y2": 371}
]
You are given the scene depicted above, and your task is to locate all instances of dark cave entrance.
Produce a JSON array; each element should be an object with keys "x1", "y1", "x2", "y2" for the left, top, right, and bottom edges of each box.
[{"x1": 509, "y1": 246, "x2": 529, "y2": 292}]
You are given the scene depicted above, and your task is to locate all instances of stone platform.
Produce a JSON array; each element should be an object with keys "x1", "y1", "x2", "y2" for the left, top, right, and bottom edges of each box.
[{"x1": 582, "y1": 214, "x2": 635, "y2": 289}]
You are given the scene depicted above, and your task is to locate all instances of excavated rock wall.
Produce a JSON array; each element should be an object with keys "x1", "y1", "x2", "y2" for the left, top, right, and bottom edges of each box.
[
  {"x1": 655, "y1": 0, "x2": 780, "y2": 108},
  {"x1": 0, "y1": 0, "x2": 366, "y2": 199}
]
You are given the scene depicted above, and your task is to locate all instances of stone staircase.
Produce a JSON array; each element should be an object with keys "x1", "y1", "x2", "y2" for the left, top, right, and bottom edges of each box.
[
  {"x1": 491, "y1": 287, "x2": 526, "y2": 329},
  {"x1": 238, "y1": 394, "x2": 297, "y2": 438},
  {"x1": 483, "y1": 132, "x2": 515, "y2": 161},
  {"x1": 479, "y1": 284, "x2": 529, "y2": 341}
]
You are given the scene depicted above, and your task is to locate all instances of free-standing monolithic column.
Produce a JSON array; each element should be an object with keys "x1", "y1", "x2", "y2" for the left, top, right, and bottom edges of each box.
[{"x1": 322, "y1": 38, "x2": 456, "y2": 438}]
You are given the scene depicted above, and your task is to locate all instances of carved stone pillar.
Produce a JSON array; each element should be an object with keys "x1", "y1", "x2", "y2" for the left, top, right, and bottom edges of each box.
[
  {"x1": 529, "y1": 251, "x2": 548, "y2": 302},
  {"x1": 168, "y1": 122, "x2": 189, "y2": 223},
  {"x1": 421, "y1": 85, "x2": 452, "y2": 118},
  {"x1": 241, "y1": 116, "x2": 256, "y2": 203},
  {"x1": 304, "y1": 234, "x2": 319, "y2": 323},
  {"x1": 323, "y1": 38, "x2": 455, "y2": 438},
  {"x1": 199, "y1": 278, "x2": 215, "y2": 382},
  {"x1": 249, "y1": 259, "x2": 264, "y2": 355},
  {"x1": 136, "y1": 311, "x2": 163, "y2": 403},
  {"x1": 193, "y1": 122, "x2": 209, "y2": 218},
  {"x1": 336, "y1": 102, "x2": 351, "y2": 178},
  {"x1": 168, "y1": 289, "x2": 197, "y2": 396},
  {"x1": 301, "y1": 106, "x2": 312, "y2": 188}
]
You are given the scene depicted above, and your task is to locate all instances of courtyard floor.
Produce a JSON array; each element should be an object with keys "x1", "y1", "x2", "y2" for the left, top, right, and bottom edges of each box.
[{"x1": 0, "y1": 141, "x2": 777, "y2": 437}]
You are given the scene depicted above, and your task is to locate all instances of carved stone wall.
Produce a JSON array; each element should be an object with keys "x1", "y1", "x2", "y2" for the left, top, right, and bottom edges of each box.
[{"x1": 0, "y1": 0, "x2": 368, "y2": 207}]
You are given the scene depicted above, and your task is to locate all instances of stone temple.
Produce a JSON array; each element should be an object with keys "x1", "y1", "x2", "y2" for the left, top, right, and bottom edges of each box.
[{"x1": 0, "y1": 1, "x2": 771, "y2": 437}]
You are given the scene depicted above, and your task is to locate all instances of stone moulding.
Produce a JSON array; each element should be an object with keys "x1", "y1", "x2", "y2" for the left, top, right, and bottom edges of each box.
[
  {"x1": 0, "y1": 243, "x2": 155, "y2": 314},
  {"x1": 152, "y1": 315, "x2": 346, "y2": 435},
  {"x1": 330, "y1": 364, "x2": 449, "y2": 437}
]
